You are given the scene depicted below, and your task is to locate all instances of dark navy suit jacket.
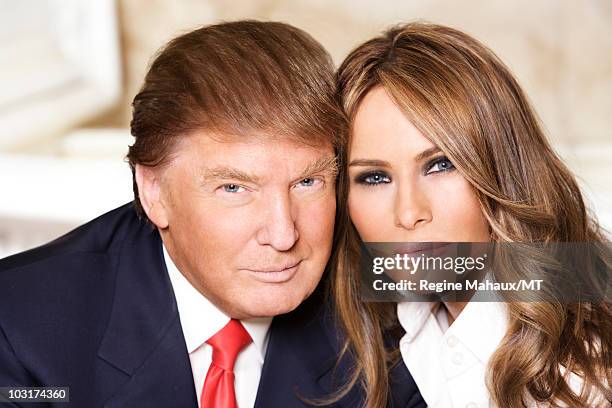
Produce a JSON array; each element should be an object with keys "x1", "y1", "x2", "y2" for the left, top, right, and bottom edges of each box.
[{"x1": 0, "y1": 203, "x2": 424, "y2": 407}]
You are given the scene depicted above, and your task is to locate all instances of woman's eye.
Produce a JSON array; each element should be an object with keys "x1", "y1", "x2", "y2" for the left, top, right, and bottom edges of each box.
[
  {"x1": 221, "y1": 183, "x2": 245, "y2": 193},
  {"x1": 355, "y1": 172, "x2": 391, "y2": 185},
  {"x1": 426, "y1": 157, "x2": 455, "y2": 174}
]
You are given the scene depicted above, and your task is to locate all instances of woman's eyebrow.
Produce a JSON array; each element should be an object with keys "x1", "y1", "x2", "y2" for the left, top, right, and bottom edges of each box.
[
  {"x1": 414, "y1": 146, "x2": 442, "y2": 162},
  {"x1": 348, "y1": 159, "x2": 391, "y2": 167},
  {"x1": 349, "y1": 147, "x2": 442, "y2": 168}
]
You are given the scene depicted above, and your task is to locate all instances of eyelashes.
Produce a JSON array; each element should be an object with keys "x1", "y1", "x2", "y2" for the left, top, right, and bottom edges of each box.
[
  {"x1": 353, "y1": 155, "x2": 455, "y2": 186},
  {"x1": 354, "y1": 171, "x2": 391, "y2": 186},
  {"x1": 425, "y1": 156, "x2": 455, "y2": 174}
]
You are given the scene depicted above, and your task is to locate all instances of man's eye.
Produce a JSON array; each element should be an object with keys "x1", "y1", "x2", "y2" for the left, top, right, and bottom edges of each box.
[
  {"x1": 300, "y1": 178, "x2": 315, "y2": 186},
  {"x1": 355, "y1": 172, "x2": 391, "y2": 186},
  {"x1": 294, "y1": 177, "x2": 322, "y2": 189},
  {"x1": 221, "y1": 184, "x2": 245, "y2": 193},
  {"x1": 426, "y1": 157, "x2": 455, "y2": 174}
]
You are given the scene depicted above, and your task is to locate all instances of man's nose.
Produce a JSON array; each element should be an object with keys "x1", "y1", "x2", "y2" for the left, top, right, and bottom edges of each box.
[
  {"x1": 393, "y1": 181, "x2": 432, "y2": 231},
  {"x1": 255, "y1": 193, "x2": 299, "y2": 251}
]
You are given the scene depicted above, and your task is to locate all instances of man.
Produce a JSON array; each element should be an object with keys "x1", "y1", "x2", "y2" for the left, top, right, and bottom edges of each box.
[{"x1": 0, "y1": 21, "x2": 424, "y2": 407}]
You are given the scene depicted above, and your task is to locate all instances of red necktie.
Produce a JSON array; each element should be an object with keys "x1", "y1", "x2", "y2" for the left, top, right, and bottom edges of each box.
[{"x1": 200, "y1": 319, "x2": 252, "y2": 408}]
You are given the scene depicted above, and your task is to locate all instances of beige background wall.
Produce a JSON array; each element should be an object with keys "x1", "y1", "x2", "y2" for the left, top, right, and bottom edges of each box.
[
  {"x1": 93, "y1": 0, "x2": 612, "y2": 147},
  {"x1": 1, "y1": 1, "x2": 610, "y2": 256}
]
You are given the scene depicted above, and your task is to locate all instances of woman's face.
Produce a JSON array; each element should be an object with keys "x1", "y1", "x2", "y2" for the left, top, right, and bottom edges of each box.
[{"x1": 348, "y1": 87, "x2": 490, "y2": 243}]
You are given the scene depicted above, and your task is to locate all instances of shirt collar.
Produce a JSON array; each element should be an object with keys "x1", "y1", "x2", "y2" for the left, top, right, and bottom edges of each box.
[
  {"x1": 163, "y1": 244, "x2": 272, "y2": 361},
  {"x1": 397, "y1": 301, "x2": 437, "y2": 341},
  {"x1": 448, "y1": 301, "x2": 508, "y2": 364},
  {"x1": 397, "y1": 300, "x2": 508, "y2": 364}
]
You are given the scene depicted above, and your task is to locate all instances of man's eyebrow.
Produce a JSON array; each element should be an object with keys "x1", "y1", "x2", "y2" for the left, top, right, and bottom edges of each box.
[
  {"x1": 200, "y1": 166, "x2": 259, "y2": 184},
  {"x1": 298, "y1": 155, "x2": 339, "y2": 178}
]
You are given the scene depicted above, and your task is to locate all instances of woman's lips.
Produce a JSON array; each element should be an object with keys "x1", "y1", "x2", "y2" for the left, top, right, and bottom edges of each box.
[{"x1": 394, "y1": 242, "x2": 453, "y2": 256}]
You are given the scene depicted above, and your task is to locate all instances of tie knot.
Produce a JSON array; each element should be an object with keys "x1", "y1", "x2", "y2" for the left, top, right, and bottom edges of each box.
[{"x1": 206, "y1": 319, "x2": 252, "y2": 371}]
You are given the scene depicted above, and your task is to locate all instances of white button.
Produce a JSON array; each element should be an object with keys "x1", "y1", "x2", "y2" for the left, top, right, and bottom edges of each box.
[
  {"x1": 466, "y1": 403, "x2": 478, "y2": 408},
  {"x1": 452, "y1": 352, "x2": 463, "y2": 365},
  {"x1": 446, "y1": 335, "x2": 458, "y2": 347}
]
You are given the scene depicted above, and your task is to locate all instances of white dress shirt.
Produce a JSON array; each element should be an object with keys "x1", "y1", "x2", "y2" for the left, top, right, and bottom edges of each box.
[
  {"x1": 398, "y1": 301, "x2": 507, "y2": 408},
  {"x1": 398, "y1": 301, "x2": 599, "y2": 408},
  {"x1": 164, "y1": 245, "x2": 272, "y2": 408}
]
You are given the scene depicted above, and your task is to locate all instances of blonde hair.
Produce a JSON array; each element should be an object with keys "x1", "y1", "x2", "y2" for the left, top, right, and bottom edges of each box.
[
  {"x1": 333, "y1": 22, "x2": 611, "y2": 407},
  {"x1": 128, "y1": 20, "x2": 344, "y2": 220}
]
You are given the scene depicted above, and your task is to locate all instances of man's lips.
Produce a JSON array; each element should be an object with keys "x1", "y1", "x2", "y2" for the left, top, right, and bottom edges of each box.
[
  {"x1": 241, "y1": 260, "x2": 303, "y2": 283},
  {"x1": 241, "y1": 259, "x2": 302, "y2": 273}
]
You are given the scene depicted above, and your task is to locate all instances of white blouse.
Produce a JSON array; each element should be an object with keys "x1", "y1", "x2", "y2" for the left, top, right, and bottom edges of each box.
[{"x1": 397, "y1": 301, "x2": 603, "y2": 407}]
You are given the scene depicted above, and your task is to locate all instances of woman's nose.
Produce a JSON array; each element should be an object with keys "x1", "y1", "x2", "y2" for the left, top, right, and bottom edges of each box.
[{"x1": 393, "y1": 181, "x2": 432, "y2": 230}]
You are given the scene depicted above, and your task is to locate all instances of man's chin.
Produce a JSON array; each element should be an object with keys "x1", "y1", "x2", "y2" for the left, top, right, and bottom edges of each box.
[{"x1": 235, "y1": 290, "x2": 312, "y2": 319}]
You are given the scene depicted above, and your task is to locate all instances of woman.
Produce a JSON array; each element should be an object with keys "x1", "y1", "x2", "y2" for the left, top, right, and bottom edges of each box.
[{"x1": 331, "y1": 23, "x2": 611, "y2": 407}]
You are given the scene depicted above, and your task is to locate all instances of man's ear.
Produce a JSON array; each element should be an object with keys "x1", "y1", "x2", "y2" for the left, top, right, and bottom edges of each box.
[{"x1": 135, "y1": 164, "x2": 169, "y2": 229}]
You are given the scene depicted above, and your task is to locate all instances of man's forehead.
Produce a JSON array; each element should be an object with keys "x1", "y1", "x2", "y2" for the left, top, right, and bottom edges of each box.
[
  {"x1": 186, "y1": 131, "x2": 330, "y2": 159},
  {"x1": 187, "y1": 127, "x2": 333, "y2": 147}
]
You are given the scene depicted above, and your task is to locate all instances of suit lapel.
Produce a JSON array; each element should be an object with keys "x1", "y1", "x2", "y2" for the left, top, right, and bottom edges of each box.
[
  {"x1": 94, "y1": 224, "x2": 198, "y2": 407},
  {"x1": 101, "y1": 315, "x2": 198, "y2": 407}
]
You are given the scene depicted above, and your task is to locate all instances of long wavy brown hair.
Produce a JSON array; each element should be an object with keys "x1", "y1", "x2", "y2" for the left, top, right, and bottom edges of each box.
[{"x1": 332, "y1": 22, "x2": 612, "y2": 407}]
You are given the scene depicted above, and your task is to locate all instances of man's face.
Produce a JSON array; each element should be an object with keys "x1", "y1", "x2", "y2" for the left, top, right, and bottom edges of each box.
[{"x1": 140, "y1": 132, "x2": 336, "y2": 319}]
